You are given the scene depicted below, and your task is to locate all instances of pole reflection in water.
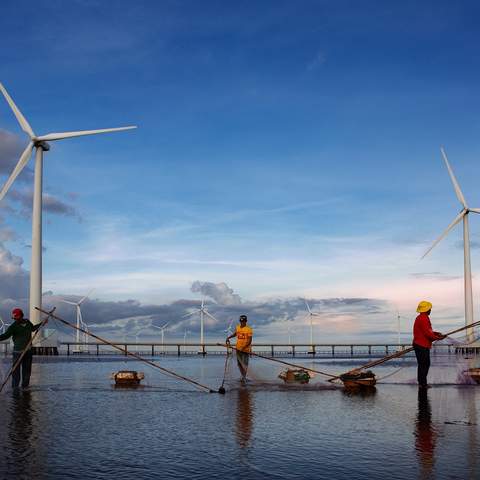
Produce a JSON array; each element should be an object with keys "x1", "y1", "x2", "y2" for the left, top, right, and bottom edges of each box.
[
  {"x1": 235, "y1": 387, "x2": 254, "y2": 449},
  {"x1": 414, "y1": 389, "x2": 437, "y2": 478},
  {"x1": 6, "y1": 390, "x2": 38, "y2": 478}
]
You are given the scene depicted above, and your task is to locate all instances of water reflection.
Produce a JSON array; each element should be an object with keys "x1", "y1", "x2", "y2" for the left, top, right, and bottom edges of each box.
[
  {"x1": 235, "y1": 387, "x2": 253, "y2": 449},
  {"x1": 342, "y1": 386, "x2": 377, "y2": 398},
  {"x1": 415, "y1": 389, "x2": 437, "y2": 478}
]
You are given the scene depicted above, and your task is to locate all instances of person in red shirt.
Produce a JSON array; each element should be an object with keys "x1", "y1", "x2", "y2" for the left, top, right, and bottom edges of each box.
[{"x1": 413, "y1": 301, "x2": 445, "y2": 388}]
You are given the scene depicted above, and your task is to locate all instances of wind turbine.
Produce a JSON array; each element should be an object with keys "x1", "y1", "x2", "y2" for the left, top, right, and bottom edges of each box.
[
  {"x1": 182, "y1": 299, "x2": 219, "y2": 348},
  {"x1": 304, "y1": 300, "x2": 321, "y2": 350},
  {"x1": 134, "y1": 327, "x2": 151, "y2": 353},
  {"x1": 61, "y1": 290, "x2": 93, "y2": 353},
  {"x1": 151, "y1": 322, "x2": 169, "y2": 353},
  {"x1": 223, "y1": 318, "x2": 234, "y2": 336},
  {"x1": 0, "y1": 83, "x2": 136, "y2": 325},
  {"x1": 0, "y1": 316, "x2": 5, "y2": 334},
  {"x1": 422, "y1": 147, "x2": 480, "y2": 343}
]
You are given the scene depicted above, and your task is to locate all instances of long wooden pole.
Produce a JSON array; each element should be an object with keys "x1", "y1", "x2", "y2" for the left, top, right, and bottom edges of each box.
[
  {"x1": 217, "y1": 343, "x2": 338, "y2": 379},
  {"x1": 36, "y1": 307, "x2": 217, "y2": 393},
  {"x1": 327, "y1": 319, "x2": 480, "y2": 382},
  {"x1": 0, "y1": 308, "x2": 55, "y2": 393}
]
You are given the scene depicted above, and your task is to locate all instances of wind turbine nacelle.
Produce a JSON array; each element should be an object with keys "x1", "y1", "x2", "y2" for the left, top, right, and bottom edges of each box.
[{"x1": 34, "y1": 140, "x2": 50, "y2": 151}]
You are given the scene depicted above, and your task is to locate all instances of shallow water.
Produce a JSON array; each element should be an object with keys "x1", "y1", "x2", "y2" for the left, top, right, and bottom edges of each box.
[{"x1": 0, "y1": 355, "x2": 479, "y2": 479}]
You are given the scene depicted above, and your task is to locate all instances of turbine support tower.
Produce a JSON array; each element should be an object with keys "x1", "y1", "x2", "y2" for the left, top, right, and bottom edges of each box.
[{"x1": 0, "y1": 82, "x2": 136, "y2": 328}]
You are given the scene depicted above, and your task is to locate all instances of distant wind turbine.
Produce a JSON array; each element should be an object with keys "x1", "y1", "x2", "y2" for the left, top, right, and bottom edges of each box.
[
  {"x1": 287, "y1": 325, "x2": 294, "y2": 346},
  {"x1": 151, "y1": 322, "x2": 169, "y2": 353},
  {"x1": 182, "y1": 299, "x2": 219, "y2": 348},
  {"x1": 422, "y1": 147, "x2": 480, "y2": 342},
  {"x1": 304, "y1": 300, "x2": 321, "y2": 349},
  {"x1": 0, "y1": 316, "x2": 5, "y2": 334},
  {"x1": 223, "y1": 318, "x2": 234, "y2": 336},
  {"x1": 0, "y1": 83, "x2": 136, "y2": 325},
  {"x1": 61, "y1": 290, "x2": 93, "y2": 352}
]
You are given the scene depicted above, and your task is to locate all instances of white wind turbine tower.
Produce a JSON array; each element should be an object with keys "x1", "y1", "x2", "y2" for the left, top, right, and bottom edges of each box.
[
  {"x1": 0, "y1": 83, "x2": 136, "y2": 326},
  {"x1": 61, "y1": 290, "x2": 93, "y2": 353},
  {"x1": 182, "y1": 299, "x2": 219, "y2": 351},
  {"x1": 422, "y1": 147, "x2": 480, "y2": 343},
  {"x1": 151, "y1": 322, "x2": 169, "y2": 353},
  {"x1": 304, "y1": 300, "x2": 321, "y2": 351}
]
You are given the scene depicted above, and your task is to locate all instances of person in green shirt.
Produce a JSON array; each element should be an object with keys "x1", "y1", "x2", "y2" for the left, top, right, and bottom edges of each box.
[{"x1": 0, "y1": 308, "x2": 42, "y2": 389}]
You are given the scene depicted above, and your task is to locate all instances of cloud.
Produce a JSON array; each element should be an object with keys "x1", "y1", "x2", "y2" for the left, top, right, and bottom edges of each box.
[
  {"x1": 190, "y1": 280, "x2": 242, "y2": 305},
  {"x1": 32, "y1": 286, "x2": 389, "y2": 343},
  {"x1": 0, "y1": 241, "x2": 29, "y2": 302},
  {"x1": 409, "y1": 272, "x2": 462, "y2": 281},
  {"x1": 8, "y1": 189, "x2": 80, "y2": 219},
  {"x1": 0, "y1": 130, "x2": 31, "y2": 181}
]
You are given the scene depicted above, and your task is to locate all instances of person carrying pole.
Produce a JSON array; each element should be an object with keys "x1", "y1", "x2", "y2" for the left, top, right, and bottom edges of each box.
[
  {"x1": 413, "y1": 301, "x2": 445, "y2": 388},
  {"x1": 226, "y1": 315, "x2": 253, "y2": 383},
  {"x1": 0, "y1": 308, "x2": 45, "y2": 389}
]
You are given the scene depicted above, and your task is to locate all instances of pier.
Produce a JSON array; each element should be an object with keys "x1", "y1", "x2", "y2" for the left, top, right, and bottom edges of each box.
[{"x1": 48, "y1": 342, "x2": 458, "y2": 357}]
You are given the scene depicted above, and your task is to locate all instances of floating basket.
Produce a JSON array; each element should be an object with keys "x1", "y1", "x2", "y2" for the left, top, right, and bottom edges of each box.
[
  {"x1": 340, "y1": 370, "x2": 376, "y2": 388},
  {"x1": 111, "y1": 370, "x2": 145, "y2": 387},
  {"x1": 278, "y1": 368, "x2": 311, "y2": 384}
]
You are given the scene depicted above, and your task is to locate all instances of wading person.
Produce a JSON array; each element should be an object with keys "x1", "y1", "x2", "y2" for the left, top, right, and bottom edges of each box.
[
  {"x1": 226, "y1": 314, "x2": 253, "y2": 383},
  {"x1": 0, "y1": 308, "x2": 43, "y2": 389},
  {"x1": 413, "y1": 301, "x2": 445, "y2": 388}
]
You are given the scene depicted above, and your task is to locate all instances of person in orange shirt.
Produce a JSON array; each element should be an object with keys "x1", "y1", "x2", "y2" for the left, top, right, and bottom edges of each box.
[
  {"x1": 226, "y1": 314, "x2": 253, "y2": 383},
  {"x1": 413, "y1": 301, "x2": 445, "y2": 388}
]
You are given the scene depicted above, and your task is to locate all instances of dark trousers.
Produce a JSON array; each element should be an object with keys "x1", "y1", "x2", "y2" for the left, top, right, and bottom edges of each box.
[
  {"x1": 413, "y1": 344, "x2": 431, "y2": 387},
  {"x1": 12, "y1": 350, "x2": 33, "y2": 388}
]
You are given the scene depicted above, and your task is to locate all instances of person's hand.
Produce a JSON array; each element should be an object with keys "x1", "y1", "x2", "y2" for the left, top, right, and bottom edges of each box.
[{"x1": 436, "y1": 333, "x2": 446, "y2": 340}]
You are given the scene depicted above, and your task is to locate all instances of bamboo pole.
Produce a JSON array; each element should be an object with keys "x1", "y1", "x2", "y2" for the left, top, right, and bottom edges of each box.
[
  {"x1": 217, "y1": 343, "x2": 338, "y2": 379},
  {"x1": 36, "y1": 307, "x2": 217, "y2": 394},
  {"x1": 327, "y1": 319, "x2": 480, "y2": 382},
  {"x1": 0, "y1": 308, "x2": 55, "y2": 393}
]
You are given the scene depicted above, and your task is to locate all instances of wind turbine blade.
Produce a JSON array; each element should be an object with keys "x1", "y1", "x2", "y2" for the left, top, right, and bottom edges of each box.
[
  {"x1": 0, "y1": 142, "x2": 34, "y2": 202},
  {"x1": 60, "y1": 300, "x2": 77, "y2": 306},
  {"x1": 0, "y1": 83, "x2": 35, "y2": 138},
  {"x1": 440, "y1": 147, "x2": 467, "y2": 208},
  {"x1": 78, "y1": 288, "x2": 94, "y2": 305},
  {"x1": 305, "y1": 300, "x2": 312, "y2": 314},
  {"x1": 421, "y1": 210, "x2": 465, "y2": 259},
  {"x1": 204, "y1": 311, "x2": 218, "y2": 322},
  {"x1": 161, "y1": 322, "x2": 170, "y2": 330},
  {"x1": 36, "y1": 126, "x2": 137, "y2": 142},
  {"x1": 469, "y1": 208, "x2": 480, "y2": 214},
  {"x1": 182, "y1": 310, "x2": 199, "y2": 318}
]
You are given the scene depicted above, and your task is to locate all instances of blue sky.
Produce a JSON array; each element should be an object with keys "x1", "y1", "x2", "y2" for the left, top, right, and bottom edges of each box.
[{"x1": 1, "y1": 0, "x2": 480, "y2": 342}]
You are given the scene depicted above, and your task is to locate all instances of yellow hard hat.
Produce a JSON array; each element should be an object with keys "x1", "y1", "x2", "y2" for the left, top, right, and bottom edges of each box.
[{"x1": 416, "y1": 301, "x2": 432, "y2": 313}]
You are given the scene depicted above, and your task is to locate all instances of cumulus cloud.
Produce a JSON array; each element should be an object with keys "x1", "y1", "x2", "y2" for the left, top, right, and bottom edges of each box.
[
  {"x1": 0, "y1": 266, "x2": 393, "y2": 342},
  {"x1": 0, "y1": 242, "x2": 29, "y2": 304},
  {"x1": 191, "y1": 280, "x2": 242, "y2": 305}
]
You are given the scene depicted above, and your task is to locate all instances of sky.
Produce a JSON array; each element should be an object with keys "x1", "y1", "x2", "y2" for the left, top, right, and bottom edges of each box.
[{"x1": 1, "y1": 0, "x2": 480, "y2": 343}]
